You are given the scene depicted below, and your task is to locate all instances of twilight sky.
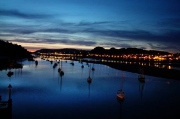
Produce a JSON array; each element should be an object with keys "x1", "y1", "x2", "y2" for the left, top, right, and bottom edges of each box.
[{"x1": 0, "y1": 0, "x2": 180, "y2": 53}]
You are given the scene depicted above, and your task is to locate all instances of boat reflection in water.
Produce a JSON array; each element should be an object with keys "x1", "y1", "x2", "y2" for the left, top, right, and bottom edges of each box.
[
  {"x1": 116, "y1": 71, "x2": 125, "y2": 119},
  {"x1": 117, "y1": 96, "x2": 124, "y2": 119},
  {"x1": 59, "y1": 74, "x2": 63, "y2": 92},
  {"x1": 138, "y1": 66, "x2": 145, "y2": 83},
  {"x1": 35, "y1": 60, "x2": 38, "y2": 66},
  {"x1": 117, "y1": 71, "x2": 125, "y2": 101},
  {"x1": 139, "y1": 79, "x2": 145, "y2": 99},
  {"x1": 87, "y1": 65, "x2": 92, "y2": 98}
]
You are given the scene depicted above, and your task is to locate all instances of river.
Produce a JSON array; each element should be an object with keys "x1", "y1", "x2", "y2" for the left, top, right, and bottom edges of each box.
[{"x1": 0, "y1": 58, "x2": 180, "y2": 119}]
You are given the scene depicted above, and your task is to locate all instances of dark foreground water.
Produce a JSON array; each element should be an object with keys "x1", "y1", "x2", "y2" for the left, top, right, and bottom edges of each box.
[{"x1": 0, "y1": 58, "x2": 180, "y2": 119}]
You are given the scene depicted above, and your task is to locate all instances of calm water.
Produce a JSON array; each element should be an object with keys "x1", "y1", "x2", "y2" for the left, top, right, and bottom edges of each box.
[{"x1": 0, "y1": 58, "x2": 180, "y2": 119}]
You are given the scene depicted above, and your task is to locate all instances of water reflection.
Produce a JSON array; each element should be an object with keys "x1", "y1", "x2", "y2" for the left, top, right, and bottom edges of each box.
[
  {"x1": 14, "y1": 67, "x2": 22, "y2": 77},
  {"x1": 59, "y1": 74, "x2": 63, "y2": 92},
  {"x1": 81, "y1": 65, "x2": 84, "y2": 76},
  {"x1": 87, "y1": 64, "x2": 92, "y2": 98},
  {"x1": 91, "y1": 63, "x2": 95, "y2": 71},
  {"x1": 87, "y1": 80, "x2": 91, "y2": 98},
  {"x1": 117, "y1": 72, "x2": 125, "y2": 119},
  {"x1": 117, "y1": 71, "x2": 125, "y2": 102},
  {"x1": 138, "y1": 66, "x2": 145, "y2": 83},
  {"x1": 139, "y1": 81, "x2": 145, "y2": 99},
  {"x1": 117, "y1": 98, "x2": 124, "y2": 119},
  {"x1": 35, "y1": 60, "x2": 38, "y2": 66}
]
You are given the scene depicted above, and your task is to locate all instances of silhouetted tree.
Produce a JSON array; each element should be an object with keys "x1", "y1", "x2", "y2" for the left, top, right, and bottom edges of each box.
[
  {"x1": 0, "y1": 39, "x2": 32, "y2": 59},
  {"x1": 91, "y1": 46, "x2": 105, "y2": 54}
]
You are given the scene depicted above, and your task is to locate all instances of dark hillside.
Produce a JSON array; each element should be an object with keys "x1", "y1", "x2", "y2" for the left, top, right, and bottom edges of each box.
[{"x1": 0, "y1": 40, "x2": 32, "y2": 59}]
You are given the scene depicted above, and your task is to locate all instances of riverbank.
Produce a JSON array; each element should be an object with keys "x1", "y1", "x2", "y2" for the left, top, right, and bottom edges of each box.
[{"x1": 83, "y1": 60, "x2": 180, "y2": 80}]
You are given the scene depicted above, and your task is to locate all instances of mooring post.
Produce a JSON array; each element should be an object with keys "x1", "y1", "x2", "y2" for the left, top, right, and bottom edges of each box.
[{"x1": 7, "y1": 84, "x2": 12, "y2": 111}]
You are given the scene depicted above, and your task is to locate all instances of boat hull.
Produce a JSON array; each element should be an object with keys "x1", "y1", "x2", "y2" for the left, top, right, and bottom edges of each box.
[{"x1": 117, "y1": 90, "x2": 124, "y2": 101}]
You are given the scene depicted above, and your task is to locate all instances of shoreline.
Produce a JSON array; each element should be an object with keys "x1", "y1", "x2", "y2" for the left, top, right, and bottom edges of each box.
[
  {"x1": 83, "y1": 60, "x2": 180, "y2": 80},
  {"x1": 1, "y1": 58, "x2": 180, "y2": 80}
]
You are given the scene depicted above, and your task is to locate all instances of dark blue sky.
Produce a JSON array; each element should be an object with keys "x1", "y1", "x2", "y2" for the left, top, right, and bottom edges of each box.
[{"x1": 0, "y1": 0, "x2": 180, "y2": 53}]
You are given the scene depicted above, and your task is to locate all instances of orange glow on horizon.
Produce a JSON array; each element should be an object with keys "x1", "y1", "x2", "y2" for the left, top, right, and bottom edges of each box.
[{"x1": 13, "y1": 42, "x2": 94, "y2": 52}]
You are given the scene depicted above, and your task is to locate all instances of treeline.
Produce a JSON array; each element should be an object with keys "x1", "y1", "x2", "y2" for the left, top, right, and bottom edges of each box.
[
  {"x1": 35, "y1": 46, "x2": 170, "y2": 55},
  {"x1": 36, "y1": 48, "x2": 81, "y2": 54},
  {"x1": 90, "y1": 47, "x2": 170, "y2": 55},
  {"x1": 0, "y1": 40, "x2": 32, "y2": 59}
]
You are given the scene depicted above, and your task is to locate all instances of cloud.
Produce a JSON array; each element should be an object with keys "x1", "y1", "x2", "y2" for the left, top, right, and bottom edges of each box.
[
  {"x1": 43, "y1": 29, "x2": 75, "y2": 34},
  {"x1": 0, "y1": 33, "x2": 15, "y2": 37},
  {"x1": 148, "y1": 43, "x2": 165, "y2": 50},
  {"x1": 83, "y1": 28, "x2": 153, "y2": 39},
  {"x1": 156, "y1": 18, "x2": 180, "y2": 29},
  {"x1": 1, "y1": 20, "x2": 180, "y2": 46},
  {"x1": 55, "y1": 39, "x2": 96, "y2": 46},
  {"x1": 2, "y1": 22, "x2": 180, "y2": 49},
  {"x1": 76, "y1": 21, "x2": 112, "y2": 26},
  {"x1": 82, "y1": 28, "x2": 180, "y2": 44},
  {"x1": 3, "y1": 29, "x2": 38, "y2": 34},
  {"x1": 12, "y1": 38, "x2": 97, "y2": 46},
  {"x1": 0, "y1": 9, "x2": 52, "y2": 19},
  {"x1": 148, "y1": 43, "x2": 180, "y2": 53},
  {"x1": 1, "y1": 28, "x2": 74, "y2": 35},
  {"x1": 163, "y1": 30, "x2": 180, "y2": 42},
  {"x1": 1, "y1": 18, "x2": 179, "y2": 52}
]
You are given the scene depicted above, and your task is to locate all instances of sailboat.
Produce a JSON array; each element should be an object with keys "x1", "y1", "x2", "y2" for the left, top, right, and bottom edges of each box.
[
  {"x1": 138, "y1": 67, "x2": 145, "y2": 83},
  {"x1": 7, "y1": 71, "x2": 14, "y2": 77},
  {"x1": 87, "y1": 65, "x2": 92, "y2": 97},
  {"x1": 70, "y1": 60, "x2": 74, "y2": 66},
  {"x1": 53, "y1": 62, "x2": 57, "y2": 68},
  {"x1": 81, "y1": 65, "x2": 84, "y2": 68},
  {"x1": 117, "y1": 71, "x2": 125, "y2": 101},
  {"x1": 59, "y1": 60, "x2": 64, "y2": 76},
  {"x1": 58, "y1": 67, "x2": 61, "y2": 73},
  {"x1": 58, "y1": 60, "x2": 61, "y2": 73}
]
